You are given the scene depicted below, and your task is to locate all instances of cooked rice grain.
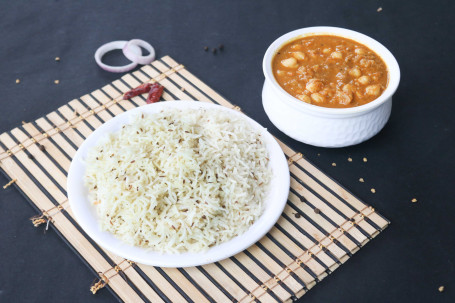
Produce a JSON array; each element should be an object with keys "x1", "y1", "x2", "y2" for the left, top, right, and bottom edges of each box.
[{"x1": 85, "y1": 108, "x2": 271, "y2": 253}]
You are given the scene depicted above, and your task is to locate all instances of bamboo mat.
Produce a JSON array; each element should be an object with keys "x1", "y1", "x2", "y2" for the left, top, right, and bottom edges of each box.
[{"x1": 0, "y1": 56, "x2": 389, "y2": 303}]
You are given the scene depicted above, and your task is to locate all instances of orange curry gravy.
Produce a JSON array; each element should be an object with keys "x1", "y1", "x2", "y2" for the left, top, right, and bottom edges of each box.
[{"x1": 272, "y1": 35, "x2": 388, "y2": 108}]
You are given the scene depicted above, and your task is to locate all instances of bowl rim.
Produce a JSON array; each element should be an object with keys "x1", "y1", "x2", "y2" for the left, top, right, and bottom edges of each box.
[
  {"x1": 67, "y1": 100, "x2": 290, "y2": 267},
  {"x1": 263, "y1": 26, "x2": 400, "y2": 116}
]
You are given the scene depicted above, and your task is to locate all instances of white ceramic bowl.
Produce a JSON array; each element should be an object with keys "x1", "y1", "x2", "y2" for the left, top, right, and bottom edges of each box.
[
  {"x1": 262, "y1": 26, "x2": 400, "y2": 147},
  {"x1": 67, "y1": 100, "x2": 290, "y2": 267}
]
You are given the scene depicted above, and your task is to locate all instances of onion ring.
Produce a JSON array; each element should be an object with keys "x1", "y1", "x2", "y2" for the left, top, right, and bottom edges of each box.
[
  {"x1": 94, "y1": 41, "x2": 142, "y2": 73},
  {"x1": 122, "y1": 39, "x2": 156, "y2": 65}
]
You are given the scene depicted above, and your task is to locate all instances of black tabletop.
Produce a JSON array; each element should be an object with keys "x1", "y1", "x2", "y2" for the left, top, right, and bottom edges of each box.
[{"x1": 1, "y1": 1, "x2": 454, "y2": 302}]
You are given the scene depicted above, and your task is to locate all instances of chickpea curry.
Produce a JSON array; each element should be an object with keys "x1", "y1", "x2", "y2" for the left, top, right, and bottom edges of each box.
[{"x1": 272, "y1": 35, "x2": 388, "y2": 108}]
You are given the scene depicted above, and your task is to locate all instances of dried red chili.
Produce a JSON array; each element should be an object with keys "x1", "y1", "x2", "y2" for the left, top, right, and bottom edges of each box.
[
  {"x1": 146, "y1": 83, "x2": 164, "y2": 104},
  {"x1": 123, "y1": 83, "x2": 152, "y2": 100}
]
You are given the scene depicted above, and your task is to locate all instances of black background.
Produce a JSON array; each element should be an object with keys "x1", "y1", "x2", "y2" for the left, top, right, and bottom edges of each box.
[{"x1": 1, "y1": 1, "x2": 454, "y2": 302}]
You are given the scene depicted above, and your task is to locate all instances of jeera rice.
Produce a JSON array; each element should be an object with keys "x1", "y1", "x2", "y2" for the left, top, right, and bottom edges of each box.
[{"x1": 84, "y1": 108, "x2": 271, "y2": 253}]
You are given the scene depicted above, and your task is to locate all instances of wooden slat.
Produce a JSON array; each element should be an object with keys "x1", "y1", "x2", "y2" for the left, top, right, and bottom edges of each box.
[
  {"x1": 151, "y1": 60, "x2": 213, "y2": 103},
  {"x1": 159, "y1": 268, "x2": 210, "y2": 303},
  {"x1": 58, "y1": 105, "x2": 93, "y2": 138},
  {"x1": 275, "y1": 137, "x2": 388, "y2": 229},
  {"x1": 258, "y1": 237, "x2": 315, "y2": 286},
  {"x1": 268, "y1": 227, "x2": 326, "y2": 277},
  {"x1": 35, "y1": 117, "x2": 77, "y2": 158},
  {"x1": 218, "y1": 258, "x2": 277, "y2": 302},
  {"x1": 282, "y1": 205, "x2": 347, "y2": 261},
  {"x1": 275, "y1": 216, "x2": 338, "y2": 271},
  {"x1": 246, "y1": 245, "x2": 305, "y2": 294},
  {"x1": 46, "y1": 112, "x2": 85, "y2": 147},
  {"x1": 80, "y1": 94, "x2": 114, "y2": 123},
  {"x1": 11, "y1": 128, "x2": 68, "y2": 191},
  {"x1": 161, "y1": 56, "x2": 234, "y2": 108},
  {"x1": 234, "y1": 252, "x2": 293, "y2": 301},
  {"x1": 288, "y1": 192, "x2": 363, "y2": 248},
  {"x1": 139, "y1": 266, "x2": 188, "y2": 302},
  {"x1": 182, "y1": 267, "x2": 232, "y2": 303},
  {"x1": 202, "y1": 263, "x2": 249, "y2": 301},
  {"x1": 21, "y1": 123, "x2": 71, "y2": 172},
  {"x1": 290, "y1": 177, "x2": 377, "y2": 239},
  {"x1": 288, "y1": 169, "x2": 375, "y2": 245},
  {"x1": 69, "y1": 99, "x2": 103, "y2": 129}
]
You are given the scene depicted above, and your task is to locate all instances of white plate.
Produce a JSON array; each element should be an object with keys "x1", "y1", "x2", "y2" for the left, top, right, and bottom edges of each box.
[{"x1": 67, "y1": 100, "x2": 290, "y2": 267}]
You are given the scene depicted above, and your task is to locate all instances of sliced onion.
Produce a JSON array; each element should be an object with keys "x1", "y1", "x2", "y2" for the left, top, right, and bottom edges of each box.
[
  {"x1": 122, "y1": 39, "x2": 156, "y2": 65},
  {"x1": 94, "y1": 41, "x2": 142, "y2": 73}
]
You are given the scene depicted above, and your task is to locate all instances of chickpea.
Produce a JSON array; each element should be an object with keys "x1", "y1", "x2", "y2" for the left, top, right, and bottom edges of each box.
[
  {"x1": 331, "y1": 51, "x2": 343, "y2": 59},
  {"x1": 312, "y1": 65, "x2": 320, "y2": 72},
  {"x1": 357, "y1": 75, "x2": 370, "y2": 85},
  {"x1": 342, "y1": 84, "x2": 356, "y2": 94},
  {"x1": 319, "y1": 88, "x2": 330, "y2": 96},
  {"x1": 306, "y1": 79, "x2": 324, "y2": 93},
  {"x1": 365, "y1": 84, "x2": 381, "y2": 96},
  {"x1": 349, "y1": 67, "x2": 361, "y2": 78},
  {"x1": 281, "y1": 57, "x2": 299, "y2": 68},
  {"x1": 296, "y1": 94, "x2": 311, "y2": 103},
  {"x1": 291, "y1": 44, "x2": 303, "y2": 50},
  {"x1": 276, "y1": 70, "x2": 285, "y2": 76},
  {"x1": 335, "y1": 91, "x2": 353, "y2": 105},
  {"x1": 311, "y1": 93, "x2": 325, "y2": 103},
  {"x1": 292, "y1": 51, "x2": 306, "y2": 60},
  {"x1": 355, "y1": 48, "x2": 366, "y2": 55},
  {"x1": 322, "y1": 48, "x2": 331, "y2": 54}
]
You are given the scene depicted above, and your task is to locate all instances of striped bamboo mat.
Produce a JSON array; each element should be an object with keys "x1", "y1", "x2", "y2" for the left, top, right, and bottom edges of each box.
[{"x1": 0, "y1": 56, "x2": 389, "y2": 303}]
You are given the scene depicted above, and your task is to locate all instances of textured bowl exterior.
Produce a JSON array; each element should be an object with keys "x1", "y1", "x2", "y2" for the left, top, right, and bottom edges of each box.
[{"x1": 262, "y1": 81, "x2": 392, "y2": 147}]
